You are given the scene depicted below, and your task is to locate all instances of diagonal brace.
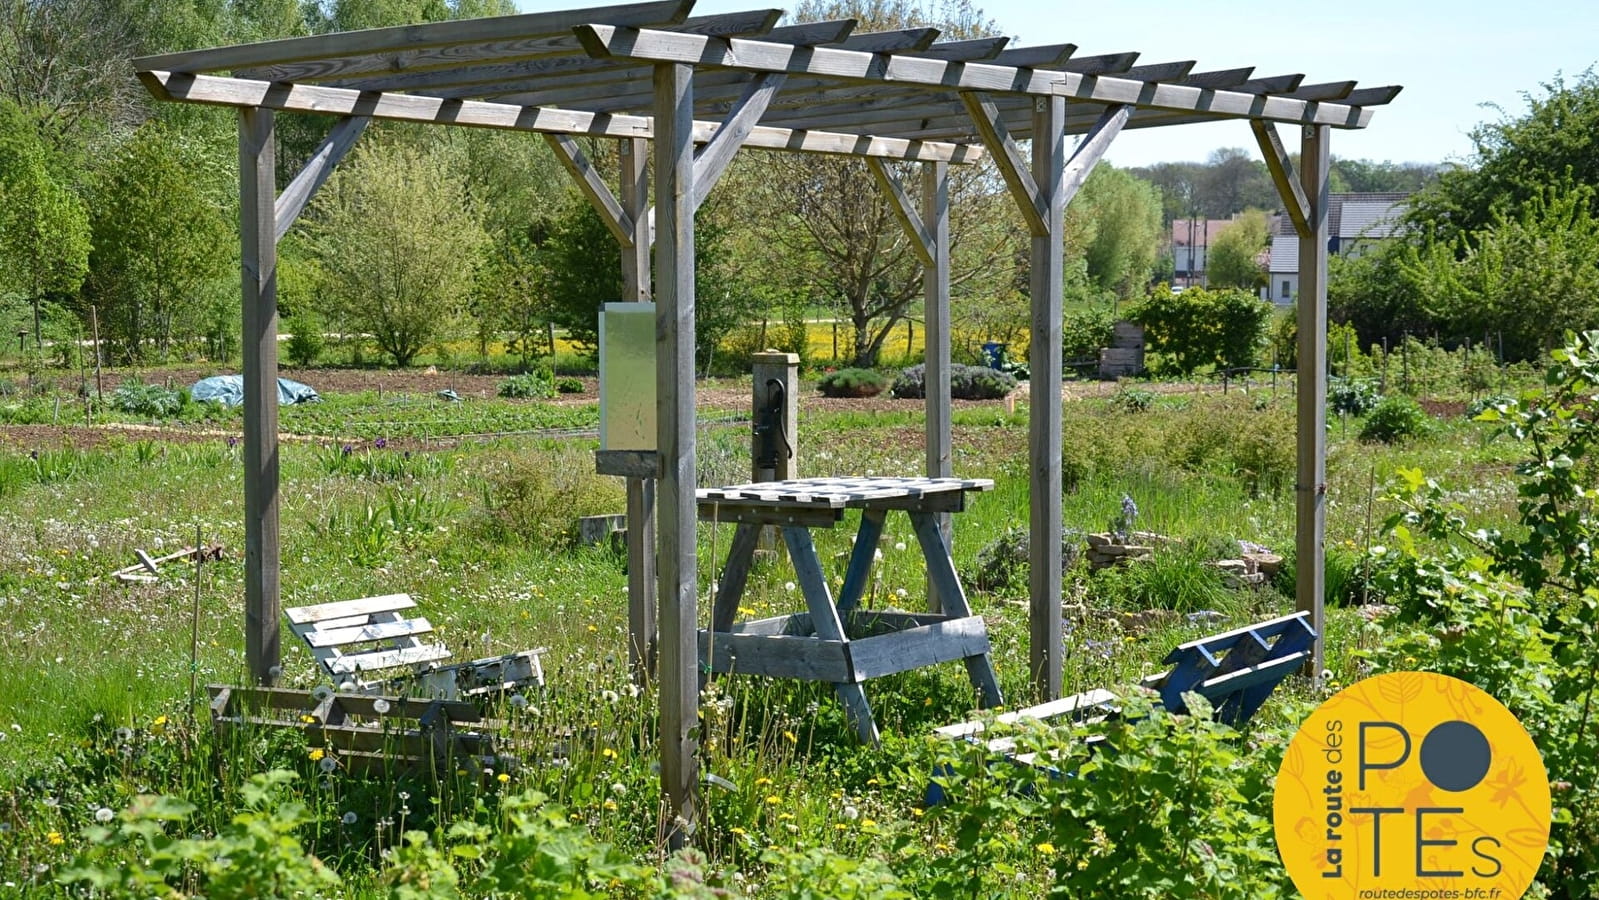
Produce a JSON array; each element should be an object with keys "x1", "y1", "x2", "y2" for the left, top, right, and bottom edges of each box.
[
  {"x1": 960, "y1": 91, "x2": 1047, "y2": 236},
  {"x1": 275, "y1": 115, "x2": 368, "y2": 242},
  {"x1": 692, "y1": 72, "x2": 785, "y2": 210},
  {"x1": 1251, "y1": 119, "x2": 1311, "y2": 237},
  {"x1": 544, "y1": 133, "x2": 637, "y2": 247},
  {"x1": 1060, "y1": 105, "x2": 1129, "y2": 208},
  {"x1": 865, "y1": 159, "x2": 935, "y2": 267}
]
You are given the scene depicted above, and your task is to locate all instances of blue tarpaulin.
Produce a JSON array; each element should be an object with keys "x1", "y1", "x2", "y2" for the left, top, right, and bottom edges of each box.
[{"x1": 190, "y1": 375, "x2": 320, "y2": 407}]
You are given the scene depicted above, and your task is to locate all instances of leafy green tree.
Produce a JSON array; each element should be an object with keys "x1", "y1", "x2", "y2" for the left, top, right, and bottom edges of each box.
[
  {"x1": 308, "y1": 140, "x2": 489, "y2": 366},
  {"x1": 87, "y1": 122, "x2": 231, "y2": 361},
  {"x1": 1195, "y1": 147, "x2": 1277, "y2": 219},
  {"x1": 1205, "y1": 209, "x2": 1269, "y2": 291},
  {"x1": 1066, "y1": 165, "x2": 1163, "y2": 300},
  {"x1": 540, "y1": 194, "x2": 619, "y2": 350},
  {"x1": 1130, "y1": 284, "x2": 1272, "y2": 375},
  {"x1": 0, "y1": 135, "x2": 90, "y2": 348}
]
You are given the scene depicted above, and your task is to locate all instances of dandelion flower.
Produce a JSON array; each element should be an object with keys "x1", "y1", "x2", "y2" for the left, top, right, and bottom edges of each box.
[
  {"x1": 342, "y1": 811, "x2": 357, "y2": 825},
  {"x1": 765, "y1": 795, "x2": 782, "y2": 805},
  {"x1": 1036, "y1": 842, "x2": 1056, "y2": 854},
  {"x1": 497, "y1": 773, "x2": 511, "y2": 784},
  {"x1": 754, "y1": 777, "x2": 772, "y2": 787},
  {"x1": 603, "y1": 800, "x2": 618, "y2": 811},
  {"x1": 309, "y1": 748, "x2": 325, "y2": 762},
  {"x1": 894, "y1": 541, "x2": 906, "y2": 552},
  {"x1": 47, "y1": 831, "x2": 64, "y2": 845},
  {"x1": 509, "y1": 694, "x2": 529, "y2": 709},
  {"x1": 94, "y1": 807, "x2": 114, "y2": 823},
  {"x1": 319, "y1": 755, "x2": 338, "y2": 774},
  {"x1": 371, "y1": 698, "x2": 390, "y2": 714},
  {"x1": 783, "y1": 730, "x2": 797, "y2": 744},
  {"x1": 601, "y1": 747, "x2": 618, "y2": 760}
]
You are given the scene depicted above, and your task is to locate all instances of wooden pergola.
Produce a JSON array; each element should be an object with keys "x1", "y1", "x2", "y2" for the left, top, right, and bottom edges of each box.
[{"x1": 133, "y1": 0, "x2": 1398, "y2": 846}]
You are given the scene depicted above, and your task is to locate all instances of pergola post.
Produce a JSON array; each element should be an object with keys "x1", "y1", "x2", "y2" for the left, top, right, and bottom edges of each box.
[
  {"x1": 653, "y1": 60, "x2": 699, "y2": 850},
  {"x1": 620, "y1": 137, "x2": 658, "y2": 685},
  {"x1": 1296, "y1": 124, "x2": 1330, "y2": 678},
  {"x1": 923, "y1": 161, "x2": 953, "y2": 612},
  {"x1": 239, "y1": 106, "x2": 280, "y2": 686},
  {"x1": 1028, "y1": 96, "x2": 1066, "y2": 701}
]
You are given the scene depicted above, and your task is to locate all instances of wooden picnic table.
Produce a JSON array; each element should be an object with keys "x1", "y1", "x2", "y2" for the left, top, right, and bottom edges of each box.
[{"x1": 696, "y1": 476, "x2": 1004, "y2": 743}]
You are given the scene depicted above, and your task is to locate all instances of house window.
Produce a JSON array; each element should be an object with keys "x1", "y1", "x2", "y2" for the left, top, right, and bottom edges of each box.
[{"x1": 1280, "y1": 280, "x2": 1291, "y2": 300}]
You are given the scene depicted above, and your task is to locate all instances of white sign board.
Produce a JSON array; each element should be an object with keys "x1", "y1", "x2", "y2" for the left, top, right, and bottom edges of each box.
[{"x1": 598, "y1": 302, "x2": 656, "y2": 451}]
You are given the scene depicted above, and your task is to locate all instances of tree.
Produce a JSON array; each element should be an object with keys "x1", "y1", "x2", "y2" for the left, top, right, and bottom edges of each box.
[
  {"x1": 1205, "y1": 209, "x2": 1270, "y2": 291},
  {"x1": 730, "y1": 0, "x2": 1017, "y2": 368},
  {"x1": 309, "y1": 140, "x2": 489, "y2": 366},
  {"x1": 1130, "y1": 284, "x2": 1273, "y2": 375},
  {"x1": 1195, "y1": 147, "x2": 1277, "y2": 219},
  {"x1": 0, "y1": 132, "x2": 90, "y2": 348},
  {"x1": 1408, "y1": 69, "x2": 1599, "y2": 245},
  {"x1": 1065, "y1": 165, "x2": 1163, "y2": 300},
  {"x1": 87, "y1": 122, "x2": 231, "y2": 362}
]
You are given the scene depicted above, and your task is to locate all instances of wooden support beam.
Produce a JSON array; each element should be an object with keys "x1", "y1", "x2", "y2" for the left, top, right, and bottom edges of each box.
[
  {"x1": 274, "y1": 115, "x2": 367, "y2": 242},
  {"x1": 960, "y1": 91, "x2": 1047, "y2": 236},
  {"x1": 1060, "y1": 104, "x2": 1129, "y2": 207},
  {"x1": 1057, "y1": 51, "x2": 1140, "y2": 74},
  {"x1": 1296, "y1": 124, "x2": 1331, "y2": 680},
  {"x1": 1030, "y1": 95, "x2": 1066, "y2": 701},
  {"x1": 993, "y1": 43, "x2": 1076, "y2": 68},
  {"x1": 239, "y1": 107, "x2": 280, "y2": 687},
  {"x1": 545, "y1": 133, "x2": 636, "y2": 246},
  {"x1": 692, "y1": 72, "x2": 785, "y2": 210},
  {"x1": 923, "y1": 160, "x2": 953, "y2": 613},
  {"x1": 618, "y1": 136, "x2": 655, "y2": 686},
  {"x1": 138, "y1": 71, "x2": 983, "y2": 163},
  {"x1": 574, "y1": 26, "x2": 1377, "y2": 130},
  {"x1": 1178, "y1": 66, "x2": 1255, "y2": 89},
  {"x1": 1252, "y1": 119, "x2": 1311, "y2": 238},
  {"x1": 913, "y1": 36, "x2": 1009, "y2": 61},
  {"x1": 621, "y1": 138, "x2": 651, "y2": 298},
  {"x1": 654, "y1": 61, "x2": 699, "y2": 850},
  {"x1": 865, "y1": 159, "x2": 935, "y2": 267},
  {"x1": 135, "y1": 0, "x2": 693, "y2": 74}
]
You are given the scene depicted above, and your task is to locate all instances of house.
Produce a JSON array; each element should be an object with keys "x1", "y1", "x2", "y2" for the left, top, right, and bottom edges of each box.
[
  {"x1": 1170, "y1": 218, "x2": 1233, "y2": 288},
  {"x1": 1267, "y1": 192, "x2": 1410, "y2": 304}
]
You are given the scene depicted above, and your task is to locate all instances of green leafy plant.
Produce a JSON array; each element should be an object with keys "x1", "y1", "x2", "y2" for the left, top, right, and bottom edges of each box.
[
  {"x1": 891, "y1": 364, "x2": 1018, "y2": 400},
  {"x1": 555, "y1": 377, "x2": 584, "y2": 394},
  {"x1": 817, "y1": 368, "x2": 889, "y2": 398},
  {"x1": 111, "y1": 381, "x2": 187, "y2": 417},
  {"x1": 498, "y1": 372, "x2": 555, "y2": 399},
  {"x1": 1108, "y1": 386, "x2": 1154, "y2": 413},
  {"x1": 1328, "y1": 376, "x2": 1381, "y2": 416},
  {"x1": 1359, "y1": 395, "x2": 1432, "y2": 443},
  {"x1": 284, "y1": 312, "x2": 325, "y2": 367}
]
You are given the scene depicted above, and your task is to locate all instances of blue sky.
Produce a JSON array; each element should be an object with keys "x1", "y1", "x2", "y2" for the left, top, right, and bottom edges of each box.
[{"x1": 516, "y1": 0, "x2": 1599, "y2": 168}]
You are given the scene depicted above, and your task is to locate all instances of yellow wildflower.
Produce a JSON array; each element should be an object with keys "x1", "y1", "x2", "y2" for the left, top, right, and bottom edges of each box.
[
  {"x1": 778, "y1": 813, "x2": 794, "y2": 821},
  {"x1": 601, "y1": 747, "x2": 618, "y2": 760},
  {"x1": 730, "y1": 827, "x2": 747, "y2": 836},
  {"x1": 765, "y1": 795, "x2": 782, "y2": 805},
  {"x1": 309, "y1": 748, "x2": 325, "y2": 761},
  {"x1": 47, "y1": 831, "x2": 64, "y2": 845},
  {"x1": 151, "y1": 715, "x2": 168, "y2": 731},
  {"x1": 754, "y1": 777, "x2": 772, "y2": 787},
  {"x1": 497, "y1": 773, "x2": 511, "y2": 784},
  {"x1": 1036, "y1": 842, "x2": 1056, "y2": 855},
  {"x1": 861, "y1": 818, "x2": 877, "y2": 827},
  {"x1": 737, "y1": 606, "x2": 756, "y2": 617},
  {"x1": 782, "y1": 730, "x2": 797, "y2": 744},
  {"x1": 603, "y1": 800, "x2": 618, "y2": 811}
]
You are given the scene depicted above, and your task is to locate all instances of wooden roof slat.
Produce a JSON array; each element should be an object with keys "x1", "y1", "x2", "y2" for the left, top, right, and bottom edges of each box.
[
  {"x1": 1120, "y1": 60, "x2": 1198, "y2": 82},
  {"x1": 1056, "y1": 51, "x2": 1140, "y2": 75},
  {"x1": 1221, "y1": 73, "x2": 1305, "y2": 94},
  {"x1": 992, "y1": 43, "x2": 1077, "y2": 68},
  {"x1": 575, "y1": 26, "x2": 1376, "y2": 130},
  {"x1": 911, "y1": 37, "x2": 1010, "y2": 61},
  {"x1": 1343, "y1": 85, "x2": 1403, "y2": 106},
  {"x1": 766, "y1": 18, "x2": 858, "y2": 45},
  {"x1": 139, "y1": 70, "x2": 985, "y2": 163},
  {"x1": 1176, "y1": 67, "x2": 1255, "y2": 89},
  {"x1": 133, "y1": 0, "x2": 692, "y2": 74},
  {"x1": 832, "y1": 27, "x2": 940, "y2": 52},
  {"x1": 311, "y1": 10, "x2": 782, "y2": 94},
  {"x1": 1279, "y1": 80, "x2": 1357, "y2": 101}
]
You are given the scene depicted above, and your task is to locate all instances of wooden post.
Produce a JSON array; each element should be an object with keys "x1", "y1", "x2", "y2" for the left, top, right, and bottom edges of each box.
[
  {"x1": 239, "y1": 106, "x2": 281, "y2": 686},
  {"x1": 653, "y1": 61, "x2": 699, "y2": 851},
  {"x1": 923, "y1": 161, "x2": 952, "y2": 613},
  {"x1": 1029, "y1": 97, "x2": 1066, "y2": 701},
  {"x1": 751, "y1": 351, "x2": 799, "y2": 482},
  {"x1": 89, "y1": 305, "x2": 103, "y2": 405},
  {"x1": 619, "y1": 136, "x2": 657, "y2": 686},
  {"x1": 1296, "y1": 124, "x2": 1330, "y2": 679}
]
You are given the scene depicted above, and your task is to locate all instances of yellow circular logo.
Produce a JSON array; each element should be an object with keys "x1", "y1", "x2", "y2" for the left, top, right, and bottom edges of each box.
[{"x1": 1274, "y1": 672, "x2": 1550, "y2": 900}]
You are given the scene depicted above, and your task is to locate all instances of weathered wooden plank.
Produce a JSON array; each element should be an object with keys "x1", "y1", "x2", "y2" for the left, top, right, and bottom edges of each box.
[
  {"x1": 711, "y1": 523, "x2": 762, "y2": 633},
  {"x1": 545, "y1": 133, "x2": 635, "y2": 246},
  {"x1": 286, "y1": 593, "x2": 415, "y2": 625},
  {"x1": 841, "y1": 610, "x2": 953, "y2": 637},
  {"x1": 139, "y1": 71, "x2": 984, "y2": 163},
  {"x1": 993, "y1": 43, "x2": 1076, "y2": 68},
  {"x1": 922, "y1": 158, "x2": 953, "y2": 614},
  {"x1": 325, "y1": 643, "x2": 453, "y2": 676},
  {"x1": 849, "y1": 617, "x2": 990, "y2": 681},
  {"x1": 240, "y1": 106, "x2": 280, "y2": 686},
  {"x1": 698, "y1": 630, "x2": 853, "y2": 681},
  {"x1": 654, "y1": 60, "x2": 699, "y2": 850},
  {"x1": 912, "y1": 36, "x2": 1008, "y2": 61},
  {"x1": 1279, "y1": 80, "x2": 1357, "y2": 101},
  {"x1": 1343, "y1": 85, "x2": 1403, "y2": 107},
  {"x1": 833, "y1": 27, "x2": 939, "y2": 52},
  {"x1": 910, "y1": 510, "x2": 1002, "y2": 706},
  {"x1": 721, "y1": 612, "x2": 814, "y2": 636},
  {"x1": 1298, "y1": 124, "x2": 1331, "y2": 678},
  {"x1": 1030, "y1": 95, "x2": 1065, "y2": 702},
  {"x1": 692, "y1": 72, "x2": 786, "y2": 210},
  {"x1": 133, "y1": 0, "x2": 693, "y2": 74},
  {"x1": 935, "y1": 687, "x2": 1121, "y2": 740},
  {"x1": 1177, "y1": 66, "x2": 1254, "y2": 89},
  {"x1": 1057, "y1": 51, "x2": 1140, "y2": 75},
  {"x1": 866, "y1": 159, "x2": 935, "y2": 267},
  {"x1": 1060, "y1": 105, "x2": 1129, "y2": 208},
  {"x1": 696, "y1": 503, "x2": 843, "y2": 528},
  {"x1": 303, "y1": 617, "x2": 434, "y2": 648},
  {"x1": 960, "y1": 91, "x2": 1046, "y2": 236},
  {"x1": 596, "y1": 448, "x2": 659, "y2": 478},
  {"x1": 275, "y1": 115, "x2": 368, "y2": 242},
  {"x1": 835, "y1": 508, "x2": 886, "y2": 613},
  {"x1": 1251, "y1": 119, "x2": 1310, "y2": 238},
  {"x1": 1120, "y1": 60, "x2": 1197, "y2": 82}
]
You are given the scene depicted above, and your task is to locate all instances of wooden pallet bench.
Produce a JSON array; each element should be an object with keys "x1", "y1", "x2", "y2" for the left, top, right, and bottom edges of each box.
[
  {"x1": 928, "y1": 611, "x2": 1314, "y2": 802},
  {"x1": 207, "y1": 684, "x2": 501, "y2": 777},
  {"x1": 285, "y1": 593, "x2": 543, "y2": 700}
]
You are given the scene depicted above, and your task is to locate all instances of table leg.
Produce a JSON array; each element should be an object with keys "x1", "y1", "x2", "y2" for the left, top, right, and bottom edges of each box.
[
  {"x1": 781, "y1": 526, "x2": 881, "y2": 744},
  {"x1": 909, "y1": 512, "x2": 1003, "y2": 709},
  {"x1": 836, "y1": 508, "x2": 886, "y2": 614},
  {"x1": 712, "y1": 523, "x2": 762, "y2": 634}
]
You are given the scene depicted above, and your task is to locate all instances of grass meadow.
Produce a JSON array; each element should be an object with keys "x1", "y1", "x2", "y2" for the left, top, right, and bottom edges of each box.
[{"x1": 0, "y1": 369, "x2": 1544, "y2": 897}]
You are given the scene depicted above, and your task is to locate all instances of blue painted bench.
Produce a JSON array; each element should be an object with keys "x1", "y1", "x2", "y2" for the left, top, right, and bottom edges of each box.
[{"x1": 928, "y1": 611, "x2": 1314, "y2": 802}]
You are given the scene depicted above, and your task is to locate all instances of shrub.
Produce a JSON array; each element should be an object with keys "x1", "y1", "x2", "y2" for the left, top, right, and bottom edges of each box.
[
  {"x1": 891, "y1": 364, "x2": 1017, "y2": 400},
  {"x1": 1062, "y1": 306, "x2": 1116, "y2": 362},
  {"x1": 111, "y1": 381, "x2": 187, "y2": 417},
  {"x1": 1108, "y1": 386, "x2": 1154, "y2": 413},
  {"x1": 1359, "y1": 395, "x2": 1432, "y2": 443},
  {"x1": 1129, "y1": 284, "x2": 1273, "y2": 375},
  {"x1": 970, "y1": 526, "x2": 1082, "y2": 593},
  {"x1": 555, "y1": 376, "x2": 584, "y2": 394},
  {"x1": 1328, "y1": 376, "x2": 1381, "y2": 416},
  {"x1": 284, "y1": 313, "x2": 324, "y2": 367},
  {"x1": 816, "y1": 367, "x2": 888, "y2": 398},
  {"x1": 474, "y1": 444, "x2": 625, "y2": 549},
  {"x1": 497, "y1": 372, "x2": 554, "y2": 399}
]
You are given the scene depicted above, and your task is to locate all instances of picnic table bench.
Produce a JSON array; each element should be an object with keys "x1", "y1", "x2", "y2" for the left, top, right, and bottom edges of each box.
[{"x1": 697, "y1": 475, "x2": 1003, "y2": 744}]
